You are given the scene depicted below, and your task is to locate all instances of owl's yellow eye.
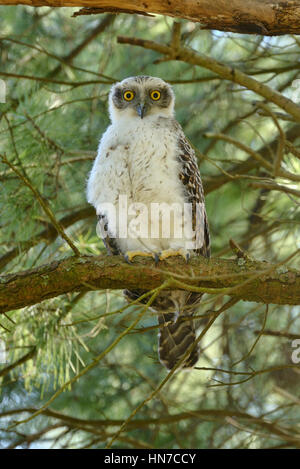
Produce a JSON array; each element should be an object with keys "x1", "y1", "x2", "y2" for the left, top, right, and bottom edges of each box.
[
  {"x1": 123, "y1": 90, "x2": 135, "y2": 101},
  {"x1": 150, "y1": 90, "x2": 161, "y2": 101}
]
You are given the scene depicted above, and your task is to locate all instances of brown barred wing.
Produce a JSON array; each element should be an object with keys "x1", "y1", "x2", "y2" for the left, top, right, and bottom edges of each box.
[
  {"x1": 158, "y1": 129, "x2": 211, "y2": 370},
  {"x1": 177, "y1": 133, "x2": 210, "y2": 258}
]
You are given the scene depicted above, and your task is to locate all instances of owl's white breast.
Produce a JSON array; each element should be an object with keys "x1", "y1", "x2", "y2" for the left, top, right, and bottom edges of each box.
[
  {"x1": 87, "y1": 116, "x2": 184, "y2": 209},
  {"x1": 87, "y1": 115, "x2": 192, "y2": 253}
]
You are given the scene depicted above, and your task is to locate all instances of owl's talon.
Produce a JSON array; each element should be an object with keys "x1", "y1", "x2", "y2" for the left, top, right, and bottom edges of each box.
[
  {"x1": 124, "y1": 250, "x2": 155, "y2": 263},
  {"x1": 154, "y1": 252, "x2": 160, "y2": 266},
  {"x1": 158, "y1": 248, "x2": 190, "y2": 263},
  {"x1": 124, "y1": 254, "x2": 133, "y2": 264}
]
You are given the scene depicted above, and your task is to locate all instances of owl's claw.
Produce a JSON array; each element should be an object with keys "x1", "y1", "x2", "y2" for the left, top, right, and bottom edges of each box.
[
  {"x1": 124, "y1": 249, "x2": 190, "y2": 265},
  {"x1": 158, "y1": 248, "x2": 190, "y2": 263},
  {"x1": 154, "y1": 252, "x2": 160, "y2": 266},
  {"x1": 124, "y1": 251, "x2": 156, "y2": 264}
]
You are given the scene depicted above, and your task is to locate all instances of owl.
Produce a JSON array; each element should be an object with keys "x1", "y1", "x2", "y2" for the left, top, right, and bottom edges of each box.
[{"x1": 87, "y1": 76, "x2": 210, "y2": 370}]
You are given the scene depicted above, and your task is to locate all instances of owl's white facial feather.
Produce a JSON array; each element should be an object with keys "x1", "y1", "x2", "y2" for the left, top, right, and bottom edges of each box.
[{"x1": 108, "y1": 76, "x2": 175, "y2": 124}]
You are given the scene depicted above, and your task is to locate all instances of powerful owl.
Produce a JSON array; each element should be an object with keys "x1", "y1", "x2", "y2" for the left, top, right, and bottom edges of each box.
[{"x1": 87, "y1": 76, "x2": 210, "y2": 370}]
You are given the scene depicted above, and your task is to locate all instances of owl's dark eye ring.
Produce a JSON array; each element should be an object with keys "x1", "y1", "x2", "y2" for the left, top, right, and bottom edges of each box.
[
  {"x1": 150, "y1": 90, "x2": 161, "y2": 101},
  {"x1": 123, "y1": 90, "x2": 135, "y2": 101}
]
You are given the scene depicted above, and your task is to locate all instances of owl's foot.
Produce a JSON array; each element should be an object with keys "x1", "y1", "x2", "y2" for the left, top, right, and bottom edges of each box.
[
  {"x1": 124, "y1": 250, "x2": 157, "y2": 264},
  {"x1": 158, "y1": 248, "x2": 190, "y2": 263}
]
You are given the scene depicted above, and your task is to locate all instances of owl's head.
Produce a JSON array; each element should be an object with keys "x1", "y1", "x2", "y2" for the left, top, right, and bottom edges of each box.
[{"x1": 108, "y1": 76, "x2": 175, "y2": 123}]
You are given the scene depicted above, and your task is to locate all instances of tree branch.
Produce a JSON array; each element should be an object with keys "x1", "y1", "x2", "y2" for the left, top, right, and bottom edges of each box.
[
  {"x1": 2, "y1": 406, "x2": 300, "y2": 447},
  {"x1": 1, "y1": 1, "x2": 300, "y2": 35},
  {"x1": 117, "y1": 35, "x2": 300, "y2": 122},
  {"x1": 204, "y1": 124, "x2": 300, "y2": 194},
  {"x1": 0, "y1": 253, "x2": 299, "y2": 313},
  {"x1": 0, "y1": 206, "x2": 95, "y2": 270},
  {"x1": 0, "y1": 154, "x2": 81, "y2": 257}
]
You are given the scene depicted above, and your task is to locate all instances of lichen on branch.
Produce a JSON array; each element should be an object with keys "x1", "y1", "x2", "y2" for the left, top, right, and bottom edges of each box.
[{"x1": 0, "y1": 253, "x2": 299, "y2": 314}]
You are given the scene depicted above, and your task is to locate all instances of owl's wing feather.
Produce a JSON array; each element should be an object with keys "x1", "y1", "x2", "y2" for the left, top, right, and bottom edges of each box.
[
  {"x1": 157, "y1": 127, "x2": 211, "y2": 369},
  {"x1": 94, "y1": 118, "x2": 210, "y2": 370},
  {"x1": 97, "y1": 214, "x2": 120, "y2": 255},
  {"x1": 177, "y1": 131, "x2": 210, "y2": 258}
]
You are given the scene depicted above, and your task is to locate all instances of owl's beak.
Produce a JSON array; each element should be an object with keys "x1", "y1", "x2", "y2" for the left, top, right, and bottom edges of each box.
[{"x1": 136, "y1": 103, "x2": 147, "y2": 119}]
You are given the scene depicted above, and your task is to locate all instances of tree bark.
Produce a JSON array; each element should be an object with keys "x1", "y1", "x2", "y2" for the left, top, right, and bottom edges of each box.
[
  {"x1": 1, "y1": 0, "x2": 300, "y2": 35},
  {"x1": 0, "y1": 254, "x2": 299, "y2": 313}
]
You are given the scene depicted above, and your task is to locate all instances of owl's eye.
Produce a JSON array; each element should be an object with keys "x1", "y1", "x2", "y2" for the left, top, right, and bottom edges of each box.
[
  {"x1": 150, "y1": 90, "x2": 161, "y2": 101},
  {"x1": 123, "y1": 90, "x2": 135, "y2": 101}
]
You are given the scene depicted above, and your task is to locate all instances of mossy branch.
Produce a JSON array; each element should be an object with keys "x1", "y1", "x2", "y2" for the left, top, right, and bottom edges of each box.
[
  {"x1": 0, "y1": 253, "x2": 299, "y2": 313},
  {"x1": 1, "y1": 1, "x2": 300, "y2": 36}
]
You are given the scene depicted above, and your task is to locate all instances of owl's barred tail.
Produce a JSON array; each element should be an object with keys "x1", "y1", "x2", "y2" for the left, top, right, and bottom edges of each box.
[{"x1": 158, "y1": 312, "x2": 199, "y2": 370}]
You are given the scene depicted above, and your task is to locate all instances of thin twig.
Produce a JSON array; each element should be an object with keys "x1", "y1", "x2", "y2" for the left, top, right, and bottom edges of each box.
[{"x1": 0, "y1": 154, "x2": 80, "y2": 256}]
